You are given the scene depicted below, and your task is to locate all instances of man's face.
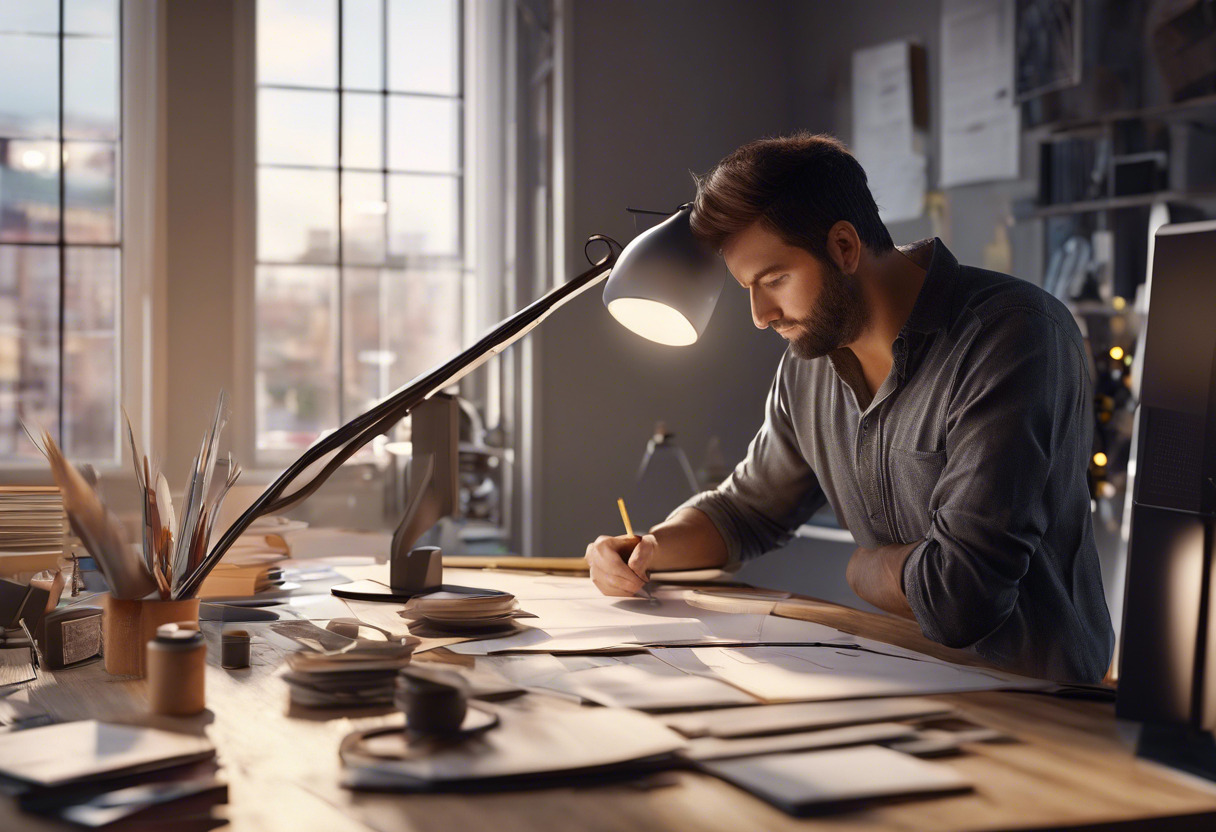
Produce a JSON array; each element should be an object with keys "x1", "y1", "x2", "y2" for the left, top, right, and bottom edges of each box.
[{"x1": 722, "y1": 221, "x2": 868, "y2": 359}]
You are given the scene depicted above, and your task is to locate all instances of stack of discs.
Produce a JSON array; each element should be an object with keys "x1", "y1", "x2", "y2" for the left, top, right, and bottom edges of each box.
[{"x1": 404, "y1": 587, "x2": 517, "y2": 631}]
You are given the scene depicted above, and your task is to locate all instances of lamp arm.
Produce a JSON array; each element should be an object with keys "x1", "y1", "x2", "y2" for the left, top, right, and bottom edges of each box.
[{"x1": 176, "y1": 242, "x2": 620, "y2": 598}]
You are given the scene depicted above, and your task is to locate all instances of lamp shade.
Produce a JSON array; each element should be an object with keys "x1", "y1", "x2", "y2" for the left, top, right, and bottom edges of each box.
[{"x1": 602, "y1": 206, "x2": 724, "y2": 346}]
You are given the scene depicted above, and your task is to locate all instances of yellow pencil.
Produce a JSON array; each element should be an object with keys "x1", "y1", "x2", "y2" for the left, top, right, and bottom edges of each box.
[{"x1": 617, "y1": 497, "x2": 635, "y2": 537}]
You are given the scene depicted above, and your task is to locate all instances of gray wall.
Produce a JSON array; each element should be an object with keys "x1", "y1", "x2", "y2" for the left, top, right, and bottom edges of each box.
[{"x1": 537, "y1": 0, "x2": 796, "y2": 560}]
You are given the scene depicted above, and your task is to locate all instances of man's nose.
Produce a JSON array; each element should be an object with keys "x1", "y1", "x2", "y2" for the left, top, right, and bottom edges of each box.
[{"x1": 750, "y1": 288, "x2": 779, "y2": 330}]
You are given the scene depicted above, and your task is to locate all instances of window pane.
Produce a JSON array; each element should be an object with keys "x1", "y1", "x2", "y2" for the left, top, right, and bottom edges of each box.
[
  {"x1": 65, "y1": 141, "x2": 118, "y2": 243},
  {"x1": 64, "y1": 36, "x2": 119, "y2": 140},
  {"x1": 63, "y1": 246, "x2": 118, "y2": 460},
  {"x1": 343, "y1": 0, "x2": 383, "y2": 91},
  {"x1": 388, "y1": 96, "x2": 459, "y2": 173},
  {"x1": 1, "y1": 140, "x2": 59, "y2": 242},
  {"x1": 256, "y1": 265, "x2": 338, "y2": 453},
  {"x1": 258, "y1": 167, "x2": 338, "y2": 263},
  {"x1": 0, "y1": 1, "x2": 57, "y2": 34},
  {"x1": 383, "y1": 268, "x2": 461, "y2": 390},
  {"x1": 342, "y1": 267, "x2": 383, "y2": 417},
  {"x1": 342, "y1": 171, "x2": 385, "y2": 264},
  {"x1": 64, "y1": 0, "x2": 117, "y2": 36},
  {"x1": 258, "y1": 88, "x2": 337, "y2": 166},
  {"x1": 0, "y1": 246, "x2": 59, "y2": 459},
  {"x1": 341, "y1": 92, "x2": 382, "y2": 169},
  {"x1": 258, "y1": 0, "x2": 337, "y2": 88},
  {"x1": 387, "y1": 0, "x2": 458, "y2": 96},
  {"x1": 387, "y1": 174, "x2": 459, "y2": 258},
  {"x1": 0, "y1": 35, "x2": 59, "y2": 138}
]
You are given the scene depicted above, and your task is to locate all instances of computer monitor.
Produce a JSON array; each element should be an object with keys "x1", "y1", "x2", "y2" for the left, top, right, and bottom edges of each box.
[{"x1": 1118, "y1": 219, "x2": 1216, "y2": 775}]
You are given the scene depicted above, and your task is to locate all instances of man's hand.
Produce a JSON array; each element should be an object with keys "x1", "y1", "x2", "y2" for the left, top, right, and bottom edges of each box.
[
  {"x1": 584, "y1": 508, "x2": 728, "y2": 597},
  {"x1": 846, "y1": 541, "x2": 918, "y2": 619},
  {"x1": 585, "y1": 533, "x2": 656, "y2": 596}
]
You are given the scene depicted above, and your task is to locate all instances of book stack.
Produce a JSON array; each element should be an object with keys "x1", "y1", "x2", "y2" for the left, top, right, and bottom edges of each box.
[
  {"x1": 197, "y1": 555, "x2": 285, "y2": 599},
  {"x1": 0, "y1": 486, "x2": 68, "y2": 578},
  {"x1": 197, "y1": 522, "x2": 293, "y2": 599}
]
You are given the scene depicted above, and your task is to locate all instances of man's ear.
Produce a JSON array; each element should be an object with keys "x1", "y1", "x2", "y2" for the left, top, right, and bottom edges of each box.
[{"x1": 826, "y1": 221, "x2": 863, "y2": 275}]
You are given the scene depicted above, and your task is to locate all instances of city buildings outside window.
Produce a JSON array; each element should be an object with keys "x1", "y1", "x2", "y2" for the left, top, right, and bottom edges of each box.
[
  {"x1": 255, "y1": 0, "x2": 464, "y2": 462},
  {"x1": 0, "y1": 0, "x2": 122, "y2": 464}
]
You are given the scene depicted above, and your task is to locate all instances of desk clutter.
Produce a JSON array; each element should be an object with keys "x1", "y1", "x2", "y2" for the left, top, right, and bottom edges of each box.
[
  {"x1": 0, "y1": 539, "x2": 1067, "y2": 824},
  {"x1": 0, "y1": 721, "x2": 225, "y2": 829}
]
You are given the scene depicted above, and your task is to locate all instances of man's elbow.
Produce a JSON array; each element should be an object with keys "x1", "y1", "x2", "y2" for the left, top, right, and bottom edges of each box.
[{"x1": 915, "y1": 588, "x2": 1019, "y2": 650}]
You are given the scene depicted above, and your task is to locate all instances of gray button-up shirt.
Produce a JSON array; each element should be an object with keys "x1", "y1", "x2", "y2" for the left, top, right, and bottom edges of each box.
[{"x1": 680, "y1": 238, "x2": 1114, "y2": 683}]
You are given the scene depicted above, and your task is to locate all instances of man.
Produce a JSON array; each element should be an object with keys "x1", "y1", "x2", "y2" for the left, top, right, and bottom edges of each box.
[{"x1": 585, "y1": 133, "x2": 1114, "y2": 684}]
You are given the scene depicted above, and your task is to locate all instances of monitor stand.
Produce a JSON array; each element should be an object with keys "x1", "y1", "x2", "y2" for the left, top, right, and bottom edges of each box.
[{"x1": 1137, "y1": 723, "x2": 1216, "y2": 783}]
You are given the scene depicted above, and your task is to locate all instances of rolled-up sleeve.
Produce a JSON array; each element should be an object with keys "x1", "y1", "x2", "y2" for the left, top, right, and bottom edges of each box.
[
  {"x1": 903, "y1": 309, "x2": 1086, "y2": 648},
  {"x1": 674, "y1": 352, "x2": 826, "y2": 568}
]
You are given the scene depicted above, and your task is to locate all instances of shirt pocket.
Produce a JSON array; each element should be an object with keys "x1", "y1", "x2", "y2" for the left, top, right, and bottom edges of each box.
[{"x1": 888, "y1": 446, "x2": 947, "y2": 543}]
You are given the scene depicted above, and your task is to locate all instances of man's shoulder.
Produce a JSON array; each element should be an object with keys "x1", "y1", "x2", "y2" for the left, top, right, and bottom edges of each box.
[{"x1": 953, "y1": 264, "x2": 1081, "y2": 346}]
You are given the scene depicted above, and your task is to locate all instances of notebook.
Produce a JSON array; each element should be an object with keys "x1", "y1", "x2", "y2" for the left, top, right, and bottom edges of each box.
[
  {"x1": 0, "y1": 721, "x2": 215, "y2": 788},
  {"x1": 700, "y1": 745, "x2": 971, "y2": 815}
]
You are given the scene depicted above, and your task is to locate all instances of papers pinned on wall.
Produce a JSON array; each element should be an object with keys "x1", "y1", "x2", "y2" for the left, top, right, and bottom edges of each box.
[
  {"x1": 939, "y1": 0, "x2": 1021, "y2": 187},
  {"x1": 851, "y1": 39, "x2": 929, "y2": 223}
]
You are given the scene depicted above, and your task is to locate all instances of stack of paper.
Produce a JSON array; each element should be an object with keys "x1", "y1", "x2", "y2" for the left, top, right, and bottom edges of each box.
[
  {"x1": 404, "y1": 588, "x2": 518, "y2": 630},
  {"x1": 280, "y1": 641, "x2": 416, "y2": 708},
  {"x1": 0, "y1": 721, "x2": 223, "y2": 829},
  {"x1": 0, "y1": 486, "x2": 68, "y2": 577}
]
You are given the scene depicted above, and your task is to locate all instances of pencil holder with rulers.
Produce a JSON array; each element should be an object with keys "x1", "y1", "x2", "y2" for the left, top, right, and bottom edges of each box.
[{"x1": 102, "y1": 594, "x2": 199, "y2": 677}]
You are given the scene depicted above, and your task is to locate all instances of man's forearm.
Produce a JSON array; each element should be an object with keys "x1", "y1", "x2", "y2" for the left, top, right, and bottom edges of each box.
[
  {"x1": 647, "y1": 508, "x2": 729, "y2": 571},
  {"x1": 846, "y1": 542, "x2": 918, "y2": 619}
]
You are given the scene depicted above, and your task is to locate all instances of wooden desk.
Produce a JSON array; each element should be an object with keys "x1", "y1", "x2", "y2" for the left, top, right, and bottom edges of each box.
[{"x1": 6, "y1": 569, "x2": 1216, "y2": 832}]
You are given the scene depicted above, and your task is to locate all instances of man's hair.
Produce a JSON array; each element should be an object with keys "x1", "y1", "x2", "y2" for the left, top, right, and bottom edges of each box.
[{"x1": 690, "y1": 132, "x2": 895, "y2": 262}]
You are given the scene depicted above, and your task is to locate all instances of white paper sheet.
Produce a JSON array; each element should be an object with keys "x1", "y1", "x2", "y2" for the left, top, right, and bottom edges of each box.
[
  {"x1": 445, "y1": 589, "x2": 858, "y2": 655},
  {"x1": 852, "y1": 40, "x2": 927, "y2": 222},
  {"x1": 478, "y1": 653, "x2": 756, "y2": 710},
  {"x1": 652, "y1": 645, "x2": 1050, "y2": 702},
  {"x1": 940, "y1": 0, "x2": 1020, "y2": 186},
  {"x1": 682, "y1": 722, "x2": 917, "y2": 762}
]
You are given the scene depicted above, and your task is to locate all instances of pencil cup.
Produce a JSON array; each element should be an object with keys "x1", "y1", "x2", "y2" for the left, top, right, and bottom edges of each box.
[{"x1": 102, "y1": 595, "x2": 200, "y2": 677}]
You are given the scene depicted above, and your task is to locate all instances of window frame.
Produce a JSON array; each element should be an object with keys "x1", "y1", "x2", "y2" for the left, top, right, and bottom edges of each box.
[
  {"x1": 247, "y1": 0, "x2": 469, "y2": 467},
  {"x1": 0, "y1": 0, "x2": 158, "y2": 478}
]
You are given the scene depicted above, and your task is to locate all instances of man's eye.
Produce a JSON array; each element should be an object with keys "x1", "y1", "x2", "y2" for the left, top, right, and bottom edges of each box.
[{"x1": 764, "y1": 275, "x2": 787, "y2": 288}]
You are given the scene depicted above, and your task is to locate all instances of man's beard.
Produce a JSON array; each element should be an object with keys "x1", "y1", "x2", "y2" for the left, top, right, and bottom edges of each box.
[{"x1": 775, "y1": 261, "x2": 869, "y2": 360}]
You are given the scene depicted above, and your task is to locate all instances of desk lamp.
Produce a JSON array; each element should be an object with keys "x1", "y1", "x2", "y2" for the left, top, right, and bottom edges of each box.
[{"x1": 176, "y1": 206, "x2": 723, "y2": 599}]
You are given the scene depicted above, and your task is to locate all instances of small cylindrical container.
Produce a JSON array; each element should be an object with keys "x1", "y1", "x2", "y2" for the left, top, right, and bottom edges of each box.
[
  {"x1": 146, "y1": 622, "x2": 206, "y2": 716},
  {"x1": 395, "y1": 667, "x2": 467, "y2": 737},
  {"x1": 220, "y1": 629, "x2": 251, "y2": 669}
]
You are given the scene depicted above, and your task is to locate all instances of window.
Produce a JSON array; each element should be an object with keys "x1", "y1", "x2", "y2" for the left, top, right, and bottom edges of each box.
[
  {"x1": 0, "y1": 0, "x2": 122, "y2": 463},
  {"x1": 255, "y1": 0, "x2": 464, "y2": 461}
]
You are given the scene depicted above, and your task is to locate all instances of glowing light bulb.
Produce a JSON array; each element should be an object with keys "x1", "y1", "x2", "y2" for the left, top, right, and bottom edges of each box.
[
  {"x1": 1093, "y1": 452, "x2": 1108, "y2": 467},
  {"x1": 1109, "y1": 346, "x2": 1124, "y2": 361},
  {"x1": 1112, "y1": 296, "x2": 1127, "y2": 311}
]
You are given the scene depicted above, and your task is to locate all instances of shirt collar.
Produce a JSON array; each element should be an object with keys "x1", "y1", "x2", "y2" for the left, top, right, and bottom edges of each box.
[
  {"x1": 892, "y1": 237, "x2": 960, "y2": 382},
  {"x1": 899, "y1": 237, "x2": 960, "y2": 337}
]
